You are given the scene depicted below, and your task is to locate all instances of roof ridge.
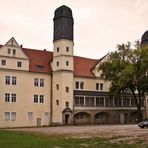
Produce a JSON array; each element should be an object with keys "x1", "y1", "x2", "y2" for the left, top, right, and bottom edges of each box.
[
  {"x1": 74, "y1": 55, "x2": 100, "y2": 61},
  {"x1": 23, "y1": 47, "x2": 53, "y2": 53}
]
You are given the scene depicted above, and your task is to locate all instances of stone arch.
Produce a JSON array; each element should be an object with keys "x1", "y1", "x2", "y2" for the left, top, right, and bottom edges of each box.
[
  {"x1": 130, "y1": 111, "x2": 143, "y2": 123},
  {"x1": 94, "y1": 112, "x2": 109, "y2": 124},
  {"x1": 74, "y1": 112, "x2": 91, "y2": 125}
]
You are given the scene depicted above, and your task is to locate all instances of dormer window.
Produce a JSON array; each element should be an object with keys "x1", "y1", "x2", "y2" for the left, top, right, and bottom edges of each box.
[
  {"x1": 35, "y1": 65, "x2": 44, "y2": 70},
  {"x1": 13, "y1": 49, "x2": 16, "y2": 55},
  {"x1": 66, "y1": 47, "x2": 69, "y2": 52},
  {"x1": 8, "y1": 48, "x2": 11, "y2": 54}
]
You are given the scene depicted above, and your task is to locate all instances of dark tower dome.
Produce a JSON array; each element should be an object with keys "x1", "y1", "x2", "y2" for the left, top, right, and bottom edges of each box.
[
  {"x1": 54, "y1": 5, "x2": 73, "y2": 19},
  {"x1": 141, "y1": 30, "x2": 148, "y2": 45},
  {"x1": 53, "y1": 5, "x2": 74, "y2": 41}
]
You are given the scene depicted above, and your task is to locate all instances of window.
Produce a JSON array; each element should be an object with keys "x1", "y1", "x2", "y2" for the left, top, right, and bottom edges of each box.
[
  {"x1": 96, "y1": 83, "x2": 103, "y2": 91},
  {"x1": 34, "y1": 95, "x2": 38, "y2": 103},
  {"x1": 44, "y1": 112, "x2": 49, "y2": 117},
  {"x1": 56, "y1": 61, "x2": 59, "y2": 66},
  {"x1": 80, "y1": 82, "x2": 84, "y2": 89},
  {"x1": 28, "y1": 112, "x2": 33, "y2": 120},
  {"x1": 85, "y1": 97, "x2": 94, "y2": 107},
  {"x1": 17, "y1": 61, "x2": 22, "y2": 67},
  {"x1": 5, "y1": 93, "x2": 16, "y2": 102},
  {"x1": 5, "y1": 112, "x2": 10, "y2": 121},
  {"x1": 13, "y1": 49, "x2": 16, "y2": 55},
  {"x1": 100, "y1": 83, "x2": 103, "y2": 90},
  {"x1": 1, "y1": 60, "x2": 6, "y2": 65},
  {"x1": 57, "y1": 47, "x2": 59, "y2": 52},
  {"x1": 34, "y1": 78, "x2": 38, "y2": 86},
  {"x1": 66, "y1": 101, "x2": 69, "y2": 108},
  {"x1": 11, "y1": 112, "x2": 16, "y2": 121},
  {"x1": 74, "y1": 96, "x2": 84, "y2": 106},
  {"x1": 56, "y1": 84, "x2": 59, "y2": 90},
  {"x1": 44, "y1": 112, "x2": 49, "y2": 120},
  {"x1": 40, "y1": 79, "x2": 44, "y2": 87},
  {"x1": 12, "y1": 77, "x2": 16, "y2": 85},
  {"x1": 75, "y1": 81, "x2": 84, "y2": 90},
  {"x1": 96, "y1": 97, "x2": 104, "y2": 107},
  {"x1": 5, "y1": 112, "x2": 16, "y2": 121},
  {"x1": 5, "y1": 94, "x2": 10, "y2": 102},
  {"x1": 105, "y1": 97, "x2": 113, "y2": 107},
  {"x1": 56, "y1": 100, "x2": 59, "y2": 105},
  {"x1": 34, "y1": 78, "x2": 44, "y2": 87},
  {"x1": 34, "y1": 95, "x2": 44, "y2": 103},
  {"x1": 5, "y1": 76, "x2": 17, "y2": 85},
  {"x1": 75, "y1": 82, "x2": 79, "y2": 89},
  {"x1": 35, "y1": 65, "x2": 44, "y2": 70},
  {"x1": 96, "y1": 83, "x2": 99, "y2": 90},
  {"x1": 66, "y1": 61, "x2": 69, "y2": 66},
  {"x1": 5, "y1": 76, "x2": 10, "y2": 85},
  {"x1": 40, "y1": 95, "x2": 44, "y2": 103},
  {"x1": 11, "y1": 94, "x2": 16, "y2": 102},
  {"x1": 66, "y1": 87, "x2": 69, "y2": 92},
  {"x1": 66, "y1": 47, "x2": 69, "y2": 52},
  {"x1": 8, "y1": 48, "x2": 11, "y2": 54}
]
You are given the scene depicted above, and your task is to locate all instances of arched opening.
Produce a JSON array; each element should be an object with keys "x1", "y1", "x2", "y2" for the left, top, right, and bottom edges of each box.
[
  {"x1": 130, "y1": 111, "x2": 143, "y2": 123},
  {"x1": 94, "y1": 112, "x2": 109, "y2": 124},
  {"x1": 74, "y1": 112, "x2": 91, "y2": 125}
]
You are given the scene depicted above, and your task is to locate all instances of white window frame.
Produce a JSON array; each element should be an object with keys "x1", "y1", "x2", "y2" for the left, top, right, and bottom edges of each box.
[{"x1": 75, "y1": 81, "x2": 84, "y2": 90}]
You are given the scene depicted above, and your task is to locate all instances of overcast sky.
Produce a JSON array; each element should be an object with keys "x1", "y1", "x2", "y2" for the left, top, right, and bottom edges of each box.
[{"x1": 0, "y1": 0, "x2": 148, "y2": 59}]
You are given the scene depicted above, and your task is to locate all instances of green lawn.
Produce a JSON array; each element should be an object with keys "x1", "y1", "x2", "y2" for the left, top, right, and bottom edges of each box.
[{"x1": 0, "y1": 130, "x2": 146, "y2": 148}]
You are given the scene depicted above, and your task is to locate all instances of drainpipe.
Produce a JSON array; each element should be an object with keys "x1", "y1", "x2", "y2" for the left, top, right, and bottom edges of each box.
[{"x1": 50, "y1": 73, "x2": 53, "y2": 125}]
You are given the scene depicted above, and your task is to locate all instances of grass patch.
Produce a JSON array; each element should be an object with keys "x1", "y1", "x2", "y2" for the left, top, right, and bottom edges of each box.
[{"x1": 0, "y1": 129, "x2": 147, "y2": 148}]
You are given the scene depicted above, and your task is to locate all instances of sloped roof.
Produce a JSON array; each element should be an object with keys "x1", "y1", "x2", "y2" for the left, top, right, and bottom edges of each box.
[
  {"x1": 0, "y1": 45, "x2": 101, "y2": 77},
  {"x1": 23, "y1": 48, "x2": 53, "y2": 74},
  {"x1": 74, "y1": 56, "x2": 99, "y2": 77}
]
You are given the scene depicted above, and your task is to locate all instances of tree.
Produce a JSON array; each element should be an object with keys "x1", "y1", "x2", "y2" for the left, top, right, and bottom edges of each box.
[{"x1": 99, "y1": 41, "x2": 148, "y2": 122}]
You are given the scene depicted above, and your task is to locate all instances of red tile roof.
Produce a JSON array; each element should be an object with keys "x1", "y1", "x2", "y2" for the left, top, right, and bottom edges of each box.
[
  {"x1": 23, "y1": 48, "x2": 102, "y2": 77},
  {"x1": 0, "y1": 45, "x2": 101, "y2": 77},
  {"x1": 23, "y1": 48, "x2": 53, "y2": 74},
  {"x1": 74, "y1": 56, "x2": 99, "y2": 77}
]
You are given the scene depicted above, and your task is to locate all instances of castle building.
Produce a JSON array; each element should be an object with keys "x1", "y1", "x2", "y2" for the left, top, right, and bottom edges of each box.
[{"x1": 0, "y1": 5, "x2": 147, "y2": 127}]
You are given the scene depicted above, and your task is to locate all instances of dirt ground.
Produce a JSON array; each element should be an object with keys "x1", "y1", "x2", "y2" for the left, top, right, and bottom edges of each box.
[{"x1": 7, "y1": 124, "x2": 148, "y2": 144}]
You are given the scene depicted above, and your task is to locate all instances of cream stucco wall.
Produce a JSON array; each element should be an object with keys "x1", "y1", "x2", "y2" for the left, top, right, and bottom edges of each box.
[
  {"x1": 53, "y1": 39, "x2": 74, "y2": 57},
  {"x1": 52, "y1": 39, "x2": 74, "y2": 124},
  {"x1": 52, "y1": 70, "x2": 74, "y2": 124},
  {"x1": 0, "y1": 69, "x2": 51, "y2": 128},
  {"x1": 0, "y1": 44, "x2": 29, "y2": 71},
  {"x1": 74, "y1": 77, "x2": 110, "y2": 92},
  {"x1": 0, "y1": 56, "x2": 29, "y2": 71},
  {"x1": 0, "y1": 45, "x2": 28, "y2": 59}
]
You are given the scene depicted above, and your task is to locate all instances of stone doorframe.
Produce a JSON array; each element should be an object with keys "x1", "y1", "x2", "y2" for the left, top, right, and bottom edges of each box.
[{"x1": 62, "y1": 108, "x2": 73, "y2": 125}]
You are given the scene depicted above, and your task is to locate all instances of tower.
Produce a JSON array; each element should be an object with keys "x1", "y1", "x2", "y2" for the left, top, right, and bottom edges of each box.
[
  {"x1": 141, "y1": 30, "x2": 148, "y2": 45},
  {"x1": 52, "y1": 5, "x2": 74, "y2": 125}
]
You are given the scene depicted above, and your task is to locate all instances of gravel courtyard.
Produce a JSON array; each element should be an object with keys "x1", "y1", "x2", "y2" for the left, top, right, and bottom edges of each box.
[{"x1": 8, "y1": 124, "x2": 148, "y2": 144}]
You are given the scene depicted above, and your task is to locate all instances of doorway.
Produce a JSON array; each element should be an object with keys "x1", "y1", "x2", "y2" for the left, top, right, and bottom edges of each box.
[
  {"x1": 120, "y1": 113, "x2": 125, "y2": 124},
  {"x1": 36, "y1": 118, "x2": 41, "y2": 127},
  {"x1": 65, "y1": 114, "x2": 70, "y2": 124}
]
